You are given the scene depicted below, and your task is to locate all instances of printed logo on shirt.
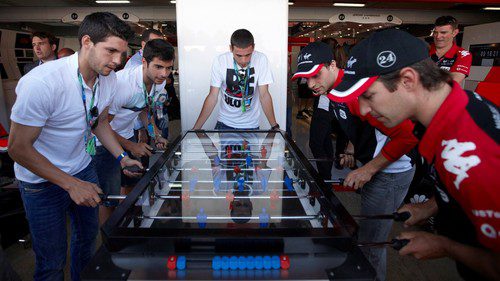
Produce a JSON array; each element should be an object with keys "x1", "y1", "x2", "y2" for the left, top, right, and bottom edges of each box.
[
  {"x1": 435, "y1": 185, "x2": 450, "y2": 203},
  {"x1": 459, "y1": 50, "x2": 471, "y2": 58},
  {"x1": 472, "y1": 209, "x2": 500, "y2": 219},
  {"x1": 224, "y1": 67, "x2": 255, "y2": 109},
  {"x1": 441, "y1": 139, "x2": 481, "y2": 190},
  {"x1": 339, "y1": 109, "x2": 347, "y2": 120},
  {"x1": 481, "y1": 223, "x2": 499, "y2": 239}
]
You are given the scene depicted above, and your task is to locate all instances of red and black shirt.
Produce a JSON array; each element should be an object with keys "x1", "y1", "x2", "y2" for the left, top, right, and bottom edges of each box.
[
  {"x1": 418, "y1": 82, "x2": 500, "y2": 253},
  {"x1": 430, "y1": 43, "x2": 472, "y2": 77}
]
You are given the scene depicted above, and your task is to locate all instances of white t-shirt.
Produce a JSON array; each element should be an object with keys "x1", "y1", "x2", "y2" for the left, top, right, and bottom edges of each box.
[
  {"x1": 210, "y1": 51, "x2": 273, "y2": 129},
  {"x1": 11, "y1": 53, "x2": 116, "y2": 183},
  {"x1": 102, "y1": 65, "x2": 167, "y2": 143}
]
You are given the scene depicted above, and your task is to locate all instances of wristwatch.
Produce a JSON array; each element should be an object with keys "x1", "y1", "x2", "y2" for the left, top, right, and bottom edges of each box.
[{"x1": 271, "y1": 124, "x2": 280, "y2": 131}]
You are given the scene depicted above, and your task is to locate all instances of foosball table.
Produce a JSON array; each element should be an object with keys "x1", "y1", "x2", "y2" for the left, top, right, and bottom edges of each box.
[{"x1": 82, "y1": 130, "x2": 376, "y2": 280}]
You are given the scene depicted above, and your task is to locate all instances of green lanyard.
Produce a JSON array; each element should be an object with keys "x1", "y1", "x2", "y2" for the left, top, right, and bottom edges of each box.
[
  {"x1": 142, "y1": 83, "x2": 156, "y2": 118},
  {"x1": 233, "y1": 60, "x2": 250, "y2": 113},
  {"x1": 142, "y1": 82, "x2": 157, "y2": 139},
  {"x1": 77, "y1": 71, "x2": 98, "y2": 156}
]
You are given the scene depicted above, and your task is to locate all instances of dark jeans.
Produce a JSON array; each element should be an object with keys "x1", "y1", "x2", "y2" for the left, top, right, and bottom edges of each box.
[
  {"x1": 309, "y1": 108, "x2": 335, "y2": 179},
  {"x1": 214, "y1": 121, "x2": 259, "y2": 131},
  {"x1": 18, "y1": 163, "x2": 99, "y2": 281}
]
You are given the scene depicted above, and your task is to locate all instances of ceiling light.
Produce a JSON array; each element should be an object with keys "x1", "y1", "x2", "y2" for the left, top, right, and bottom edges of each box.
[
  {"x1": 170, "y1": 0, "x2": 176, "y2": 3},
  {"x1": 358, "y1": 24, "x2": 362, "y2": 27},
  {"x1": 288, "y1": 1, "x2": 294, "y2": 5},
  {"x1": 367, "y1": 29, "x2": 370, "y2": 31},
  {"x1": 319, "y1": 28, "x2": 322, "y2": 31},
  {"x1": 483, "y1": 7, "x2": 500, "y2": 10},
  {"x1": 378, "y1": 25, "x2": 382, "y2": 28},
  {"x1": 347, "y1": 28, "x2": 350, "y2": 30},
  {"x1": 333, "y1": 3, "x2": 365, "y2": 7},
  {"x1": 96, "y1": 0, "x2": 130, "y2": 3}
]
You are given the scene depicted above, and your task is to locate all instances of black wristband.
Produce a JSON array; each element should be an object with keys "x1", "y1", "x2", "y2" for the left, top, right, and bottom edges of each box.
[{"x1": 271, "y1": 124, "x2": 280, "y2": 130}]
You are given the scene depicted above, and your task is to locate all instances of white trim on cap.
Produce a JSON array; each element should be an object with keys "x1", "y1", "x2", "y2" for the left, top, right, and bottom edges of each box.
[
  {"x1": 329, "y1": 77, "x2": 370, "y2": 98},
  {"x1": 292, "y1": 64, "x2": 322, "y2": 80}
]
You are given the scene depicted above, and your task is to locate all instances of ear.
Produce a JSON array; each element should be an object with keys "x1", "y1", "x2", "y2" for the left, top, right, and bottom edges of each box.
[
  {"x1": 329, "y1": 60, "x2": 337, "y2": 69},
  {"x1": 452, "y1": 28, "x2": 459, "y2": 38},
  {"x1": 51, "y1": 44, "x2": 57, "y2": 52},
  {"x1": 399, "y1": 67, "x2": 418, "y2": 91},
  {"x1": 80, "y1": 35, "x2": 93, "y2": 50},
  {"x1": 141, "y1": 41, "x2": 146, "y2": 50},
  {"x1": 142, "y1": 57, "x2": 148, "y2": 68},
  {"x1": 229, "y1": 44, "x2": 233, "y2": 52}
]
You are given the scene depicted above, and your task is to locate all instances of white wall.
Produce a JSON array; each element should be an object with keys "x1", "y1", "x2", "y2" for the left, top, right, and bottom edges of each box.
[{"x1": 177, "y1": 0, "x2": 288, "y2": 130}]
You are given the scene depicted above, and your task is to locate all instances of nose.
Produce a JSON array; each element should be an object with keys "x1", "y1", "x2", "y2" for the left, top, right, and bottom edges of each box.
[
  {"x1": 112, "y1": 53, "x2": 122, "y2": 66},
  {"x1": 359, "y1": 98, "x2": 372, "y2": 116}
]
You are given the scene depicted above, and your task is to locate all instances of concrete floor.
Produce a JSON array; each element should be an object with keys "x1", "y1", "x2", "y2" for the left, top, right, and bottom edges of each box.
[{"x1": 3, "y1": 106, "x2": 461, "y2": 280}]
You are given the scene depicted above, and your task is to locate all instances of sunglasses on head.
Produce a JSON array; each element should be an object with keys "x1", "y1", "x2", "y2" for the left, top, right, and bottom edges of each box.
[{"x1": 90, "y1": 106, "x2": 99, "y2": 130}]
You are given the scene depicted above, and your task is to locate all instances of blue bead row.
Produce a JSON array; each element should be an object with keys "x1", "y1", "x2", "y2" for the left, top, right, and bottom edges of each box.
[{"x1": 212, "y1": 255, "x2": 281, "y2": 270}]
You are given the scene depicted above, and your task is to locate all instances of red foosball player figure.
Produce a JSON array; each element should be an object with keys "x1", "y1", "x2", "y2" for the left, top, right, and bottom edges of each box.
[
  {"x1": 226, "y1": 146, "x2": 233, "y2": 159},
  {"x1": 261, "y1": 146, "x2": 267, "y2": 158}
]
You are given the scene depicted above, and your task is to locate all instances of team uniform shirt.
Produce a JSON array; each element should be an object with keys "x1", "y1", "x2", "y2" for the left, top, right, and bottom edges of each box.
[
  {"x1": 417, "y1": 82, "x2": 500, "y2": 254},
  {"x1": 11, "y1": 53, "x2": 117, "y2": 183},
  {"x1": 328, "y1": 70, "x2": 418, "y2": 173},
  {"x1": 430, "y1": 43, "x2": 472, "y2": 77},
  {"x1": 100, "y1": 65, "x2": 167, "y2": 144},
  {"x1": 211, "y1": 51, "x2": 274, "y2": 129}
]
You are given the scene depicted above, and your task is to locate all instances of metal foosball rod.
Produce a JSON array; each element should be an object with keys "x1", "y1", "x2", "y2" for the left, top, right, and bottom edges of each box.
[
  {"x1": 166, "y1": 180, "x2": 299, "y2": 184},
  {"x1": 100, "y1": 194, "x2": 312, "y2": 201},
  {"x1": 173, "y1": 167, "x2": 275, "y2": 171},
  {"x1": 137, "y1": 215, "x2": 320, "y2": 221}
]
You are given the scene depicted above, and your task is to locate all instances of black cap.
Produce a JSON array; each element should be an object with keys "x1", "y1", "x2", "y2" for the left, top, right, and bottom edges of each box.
[
  {"x1": 292, "y1": 41, "x2": 333, "y2": 80},
  {"x1": 328, "y1": 29, "x2": 429, "y2": 102}
]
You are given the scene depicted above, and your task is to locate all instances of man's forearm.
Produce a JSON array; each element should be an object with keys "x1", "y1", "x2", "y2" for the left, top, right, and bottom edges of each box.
[
  {"x1": 363, "y1": 153, "x2": 392, "y2": 175},
  {"x1": 444, "y1": 238, "x2": 500, "y2": 280},
  {"x1": 9, "y1": 145, "x2": 78, "y2": 191},
  {"x1": 94, "y1": 118, "x2": 125, "y2": 158},
  {"x1": 260, "y1": 91, "x2": 278, "y2": 127},
  {"x1": 113, "y1": 131, "x2": 135, "y2": 151},
  {"x1": 193, "y1": 92, "x2": 218, "y2": 129}
]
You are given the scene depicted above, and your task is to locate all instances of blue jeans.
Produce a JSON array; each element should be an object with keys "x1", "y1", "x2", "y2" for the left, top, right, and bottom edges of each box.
[
  {"x1": 18, "y1": 163, "x2": 99, "y2": 281},
  {"x1": 359, "y1": 166, "x2": 415, "y2": 281},
  {"x1": 214, "y1": 121, "x2": 259, "y2": 131}
]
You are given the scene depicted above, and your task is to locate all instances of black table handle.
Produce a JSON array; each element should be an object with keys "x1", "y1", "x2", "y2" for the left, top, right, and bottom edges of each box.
[
  {"x1": 393, "y1": 211, "x2": 411, "y2": 222},
  {"x1": 391, "y1": 239, "x2": 410, "y2": 250}
]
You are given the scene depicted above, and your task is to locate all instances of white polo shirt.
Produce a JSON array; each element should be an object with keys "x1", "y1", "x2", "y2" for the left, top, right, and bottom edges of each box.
[
  {"x1": 103, "y1": 65, "x2": 166, "y2": 143},
  {"x1": 11, "y1": 53, "x2": 117, "y2": 183}
]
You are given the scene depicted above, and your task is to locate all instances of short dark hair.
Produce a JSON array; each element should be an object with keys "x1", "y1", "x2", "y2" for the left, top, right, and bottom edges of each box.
[
  {"x1": 78, "y1": 12, "x2": 134, "y2": 47},
  {"x1": 321, "y1": 37, "x2": 338, "y2": 48},
  {"x1": 32, "y1": 31, "x2": 57, "y2": 46},
  {"x1": 378, "y1": 58, "x2": 452, "y2": 92},
  {"x1": 435, "y1": 15, "x2": 458, "y2": 29},
  {"x1": 143, "y1": 39, "x2": 175, "y2": 64},
  {"x1": 141, "y1": 29, "x2": 164, "y2": 42},
  {"x1": 230, "y1": 29, "x2": 254, "y2": 48}
]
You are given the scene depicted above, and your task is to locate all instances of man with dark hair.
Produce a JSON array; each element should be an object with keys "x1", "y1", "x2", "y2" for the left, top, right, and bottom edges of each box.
[
  {"x1": 329, "y1": 29, "x2": 500, "y2": 280},
  {"x1": 94, "y1": 39, "x2": 173, "y2": 223},
  {"x1": 193, "y1": 29, "x2": 279, "y2": 130},
  {"x1": 431, "y1": 15, "x2": 472, "y2": 84},
  {"x1": 8, "y1": 12, "x2": 140, "y2": 281},
  {"x1": 293, "y1": 41, "x2": 418, "y2": 280},
  {"x1": 24, "y1": 31, "x2": 58, "y2": 74},
  {"x1": 57, "y1": 47, "x2": 75, "y2": 58},
  {"x1": 125, "y1": 28, "x2": 164, "y2": 69}
]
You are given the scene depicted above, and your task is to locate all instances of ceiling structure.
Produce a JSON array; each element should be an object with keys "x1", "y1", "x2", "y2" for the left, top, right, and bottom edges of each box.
[{"x1": 0, "y1": 0, "x2": 498, "y2": 44}]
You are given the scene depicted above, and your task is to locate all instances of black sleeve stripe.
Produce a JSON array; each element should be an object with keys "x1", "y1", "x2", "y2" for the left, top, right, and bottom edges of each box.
[{"x1": 465, "y1": 91, "x2": 500, "y2": 144}]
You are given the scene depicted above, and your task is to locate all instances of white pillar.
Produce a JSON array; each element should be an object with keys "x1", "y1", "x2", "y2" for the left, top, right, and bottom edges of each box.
[{"x1": 177, "y1": 0, "x2": 288, "y2": 130}]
